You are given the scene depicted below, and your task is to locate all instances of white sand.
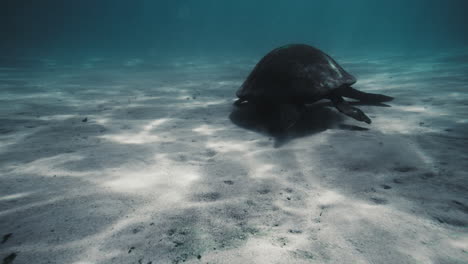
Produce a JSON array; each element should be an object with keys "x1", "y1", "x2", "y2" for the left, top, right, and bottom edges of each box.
[{"x1": 0, "y1": 52, "x2": 467, "y2": 264}]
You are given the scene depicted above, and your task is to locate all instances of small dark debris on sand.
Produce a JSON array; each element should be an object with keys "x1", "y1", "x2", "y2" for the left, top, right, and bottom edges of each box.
[
  {"x1": 2, "y1": 253, "x2": 17, "y2": 264},
  {"x1": 370, "y1": 197, "x2": 388, "y2": 205},
  {"x1": 434, "y1": 216, "x2": 466, "y2": 227},
  {"x1": 291, "y1": 249, "x2": 314, "y2": 260},
  {"x1": 257, "y1": 188, "x2": 271, "y2": 194},
  {"x1": 1, "y1": 233, "x2": 12, "y2": 244},
  {"x1": 223, "y1": 180, "x2": 234, "y2": 185},
  {"x1": 173, "y1": 241, "x2": 184, "y2": 248},
  {"x1": 289, "y1": 229, "x2": 303, "y2": 234},
  {"x1": 138, "y1": 258, "x2": 153, "y2": 264},
  {"x1": 451, "y1": 200, "x2": 468, "y2": 214},
  {"x1": 194, "y1": 192, "x2": 221, "y2": 202},
  {"x1": 393, "y1": 166, "x2": 417, "y2": 173}
]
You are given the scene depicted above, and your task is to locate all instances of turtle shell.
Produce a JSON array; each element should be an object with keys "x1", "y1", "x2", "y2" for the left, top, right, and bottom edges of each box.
[{"x1": 237, "y1": 44, "x2": 356, "y2": 104}]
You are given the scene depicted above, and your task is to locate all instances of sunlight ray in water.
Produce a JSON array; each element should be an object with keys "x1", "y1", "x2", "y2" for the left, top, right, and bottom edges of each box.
[
  {"x1": 206, "y1": 139, "x2": 251, "y2": 153},
  {"x1": 99, "y1": 152, "x2": 201, "y2": 199},
  {"x1": 99, "y1": 118, "x2": 171, "y2": 144},
  {"x1": 192, "y1": 124, "x2": 225, "y2": 136},
  {"x1": 0, "y1": 192, "x2": 34, "y2": 202},
  {"x1": 102, "y1": 164, "x2": 200, "y2": 196}
]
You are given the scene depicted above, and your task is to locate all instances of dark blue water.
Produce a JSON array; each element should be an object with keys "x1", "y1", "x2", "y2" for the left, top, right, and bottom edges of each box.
[{"x1": 2, "y1": 0, "x2": 468, "y2": 59}]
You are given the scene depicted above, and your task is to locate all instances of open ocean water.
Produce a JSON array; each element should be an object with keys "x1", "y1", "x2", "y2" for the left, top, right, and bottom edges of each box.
[{"x1": 1, "y1": 1, "x2": 467, "y2": 264}]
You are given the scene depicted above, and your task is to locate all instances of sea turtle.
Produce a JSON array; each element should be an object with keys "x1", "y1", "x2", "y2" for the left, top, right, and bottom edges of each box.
[{"x1": 235, "y1": 44, "x2": 393, "y2": 129}]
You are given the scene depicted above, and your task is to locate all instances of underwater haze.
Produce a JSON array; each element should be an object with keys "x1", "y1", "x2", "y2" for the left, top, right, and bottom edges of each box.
[
  {"x1": 1, "y1": 0, "x2": 468, "y2": 58},
  {"x1": 1, "y1": 1, "x2": 468, "y2": 264}
]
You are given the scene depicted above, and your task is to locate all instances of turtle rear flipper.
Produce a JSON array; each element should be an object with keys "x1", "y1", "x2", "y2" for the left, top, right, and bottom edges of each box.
[
  {"x1": 340, "y1": 86, "x2": 393, "y2": 102},
  {"x1": 330, "y1": 95, "x2": 371, "y2": 124}
]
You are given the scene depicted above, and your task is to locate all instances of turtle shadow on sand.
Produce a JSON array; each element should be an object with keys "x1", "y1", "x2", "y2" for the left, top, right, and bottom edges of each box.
[
  {"x1": 230, "y1": 44, "x2": 394, "y2": 147},
  {"x1": 229, "y1": 101, "x2": 381, "y2": 147}
]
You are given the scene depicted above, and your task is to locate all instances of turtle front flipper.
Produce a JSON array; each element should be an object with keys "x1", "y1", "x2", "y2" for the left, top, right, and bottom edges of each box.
[
  {"x1": 329, "y1": 95, "x2": 372, "y2": 124},
  {"x1": 340, "y1": 86, "x2": 393, "y2": 102}
]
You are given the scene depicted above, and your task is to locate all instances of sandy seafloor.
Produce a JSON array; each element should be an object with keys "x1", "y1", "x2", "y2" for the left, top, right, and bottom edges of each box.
[{"x1": 0, "y1": 51, "x2": 467, "y2": 264}]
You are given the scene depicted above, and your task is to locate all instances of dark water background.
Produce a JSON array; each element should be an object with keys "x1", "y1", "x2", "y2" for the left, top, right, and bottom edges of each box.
[{"x1": 1, "y1": 0, "x2": 468, "y2": 60}]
